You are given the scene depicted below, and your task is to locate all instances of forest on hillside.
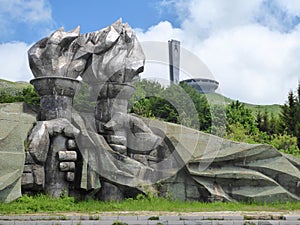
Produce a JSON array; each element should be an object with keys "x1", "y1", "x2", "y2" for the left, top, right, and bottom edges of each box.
[
  {"x1": 125, "y1": 80, "x2": 300, "y2": 157},
  {"x1": 1, "y1": 79, "x2": 299, "y2": 157}
]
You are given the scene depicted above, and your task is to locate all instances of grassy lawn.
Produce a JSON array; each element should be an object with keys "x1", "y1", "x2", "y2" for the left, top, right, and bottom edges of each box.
[{"x1": 1, "y1": 194, "x2": 300, "y2": 215}]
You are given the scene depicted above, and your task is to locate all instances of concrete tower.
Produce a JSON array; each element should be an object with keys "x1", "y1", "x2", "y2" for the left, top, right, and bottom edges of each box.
[{"x1": 168, "y1": 40, "x2": 180, "y2": 84}]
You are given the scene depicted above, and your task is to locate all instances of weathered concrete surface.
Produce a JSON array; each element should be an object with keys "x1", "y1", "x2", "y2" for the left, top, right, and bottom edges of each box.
[
  {"x1": 28, "y1": 26, "x2": 84, "y2": 79},
  {"x1": 26, "y1": 118, "x2": 80, "y2": 197},
  {"x1": 78, "y1": 19, "x2": 145, "y2": 156},
  {"x1": 143, "y1": 117, "x2": 300, "y2": 202},
  {"x1": 71, "y1": 111, "x2": 300, "y2": 202},
  {"x1": 30, "y1": 77, "x2": 81, "y2": 121},
  {"x1": 0, "y1": 103, "x2": 36, "y2": 202},
  {"x1": 2, "y1": 102, "x2": 300, "y2": 203},
  {"x1": 79, "y1": 19, "x2": 145, "y2": 87},
  {"x1": 27, "y1": 118, "x2": 80, "y2": 165}
]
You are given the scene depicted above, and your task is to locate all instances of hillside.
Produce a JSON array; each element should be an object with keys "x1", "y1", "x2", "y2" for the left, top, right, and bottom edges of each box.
[
  {"x1": 0, "y1": 79, "x2": 31, "y2": 94},
  {"x1": 0, "y1": 79, "x2": 282, "y2": 116},
  {"x1": 206, "y1": 93, "x2": 281, "y2": 116}
]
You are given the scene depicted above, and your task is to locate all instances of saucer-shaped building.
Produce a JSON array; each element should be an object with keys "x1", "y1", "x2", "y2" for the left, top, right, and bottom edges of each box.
[{"x1": 180, "y1": 78, "x2": 219, "y2": 93}]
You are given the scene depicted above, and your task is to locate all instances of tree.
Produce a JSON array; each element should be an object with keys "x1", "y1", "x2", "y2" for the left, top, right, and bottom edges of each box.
[
  {"x1": 270, "y1": 133, "x2": 300, "y2": 156},
  {"x1": 210, "y1": 104, "x2": 227, "y2": 137},
  {"x1": 148, "y1": 96, "x2": 179, "y2": 124},
  {"x1": 178, "y1": 82, "x2": 211, "y2": 131},
  {"x1": 269, "y1": 113, "x2": 279, "y2": 135},
  {"x1": 225, "y1": 123, "x2": 255, "y2": 143},
  {"x1": 279, "y1": 83, "x2": 300, "y2": 148},
  {"x1": 256, "y1": 110, "x2": 263, "y2": 131},
  {"x1": 261, "y1": 110, "x2": 270, "y2": 134},
  {"x1": 21, "y1": 86, "x2": 40, "y2": 106},
  {"x1": 0, "y1": 86, "x2": 40, "y2": 106},
  {"x1": 129, "y1": 79, "x2": 212, "y2": 132},
  {"x1": 280, "y1": 91, "x2": 297, "y2": 134},
  {"x1": 226, "y1": 100, "x2": 258, "y2": 135}
]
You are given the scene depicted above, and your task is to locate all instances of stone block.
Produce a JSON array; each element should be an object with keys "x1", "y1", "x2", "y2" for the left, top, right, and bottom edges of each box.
[
  {"x1": 127, "y1": 221, "x2": 148, "y2": 225},
  {"x1": 167, "y1": 222, "x2": 185, "y2": 225},
  {"x1": 118, "y1": 216, "x2": 138, "y2": 221},
  {"x1": 100, "y1": 216, "x2": 118, "y2": 221},
  {"x1": 59, "y1": 162, "x2": 75, "y2": 172},
  {"x1": 138, "y1": 216, "x2": 154, "y2": 220},
  {"x1": 180, "y1": 216, "x2": 204, "y2": 220},
  {"x1": 159, "y1": 216, "x2": 180, "y2": 221},
  {"x1": 233, "y1": 221, "x2": 247, "y2": 225},
  {"x1": 0, "y1": 221, "x2": 15, "y2": 225},
  {"x1": 49, "y1": 221, "x2": 72, "y2": 225},
  {"x1": 203, "y1": 216, "x2": 223, "y2": 220},
  {"x1": 14, "y1": 222, "x2": 37, "y2": 225},
  {"x1": 148, "y1": 221, "x2": 167, "y2": 225},
  {"x1": 223, "y1": 216, "x2": 244, "y2": 220},
  {"x1": 257, "y1": 221, "x2": 279, "y2": 225},
  {"x1": 284, "y1": 215, "x2": 300, "y2": 220},
  {"x1": 58, "y1": 151, "x2": 77, "y2": 161},
  {"x1": 279, "y1": 221, "x2": 300, "y2": 225},
  {"x1": 212, "y1": 221, "x2": 233, "y2": 225},
  {"x1": 33, "y1": 221, "x2": 55, "y2": 225}
]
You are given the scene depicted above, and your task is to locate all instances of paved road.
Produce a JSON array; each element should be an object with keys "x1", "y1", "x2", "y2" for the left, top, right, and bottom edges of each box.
[{"x1": 1, "y1": 212, "x2": 300, "y2": 225}]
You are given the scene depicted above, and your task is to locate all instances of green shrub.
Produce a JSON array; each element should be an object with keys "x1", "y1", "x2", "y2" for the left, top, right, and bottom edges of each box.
[{"x1": 270, "y1": 133, "x2": 300, "y2": 156}]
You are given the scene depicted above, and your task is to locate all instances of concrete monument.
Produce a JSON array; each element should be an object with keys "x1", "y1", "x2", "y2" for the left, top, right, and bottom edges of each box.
[{"x1": 0, "y1": 20, "x2": 300, "y2": 202}]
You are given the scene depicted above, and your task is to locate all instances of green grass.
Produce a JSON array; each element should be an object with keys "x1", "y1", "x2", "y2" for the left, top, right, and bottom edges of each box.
[
  {"x1": 206, "y1": 93, "x2": 282, "y2": 116},
  {"x1": 0, "y1": 79, "x2": 30, "y2": 89},
  {"x1": 244, "y1": 103, "x2": 281, "y2": 116},
  {"x1": 1, "y1": 194, "x2": 300, "y2": 215}
]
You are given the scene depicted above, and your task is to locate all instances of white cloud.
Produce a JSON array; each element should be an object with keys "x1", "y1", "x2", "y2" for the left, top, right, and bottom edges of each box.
[
  {"x1": 0, "y1": 0, "x2": 52, "y2": 23},
  {"x1": 0, "y1": 42, "x2": 33, "y2": 82},
  {"x1": 276, "y1": 0, "x2": 300, "y2": 15},
  {"x1": 197, "y1": 24, "x2": 300, "y2": 104},
  {"x1": 0, "y1": 0, "x2": 53, "y2": 82},
  {"x1": 182, "y1": 0, "x2": 261, "y2": 36},
  {"x1": 0, "y1": 0, "x2": 53, "y2": 40},
  {"x1": 136, "y1": 0, "x2": 300, "y2": 104},
  {"x1": 136, "y1": 21, "x2": 183, "y2": 42}
]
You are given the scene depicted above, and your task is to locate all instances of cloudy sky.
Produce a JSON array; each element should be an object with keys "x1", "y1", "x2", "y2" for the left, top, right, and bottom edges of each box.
[{"x1": 0, "y1": 0, "x2": 300, "y2": 105}]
